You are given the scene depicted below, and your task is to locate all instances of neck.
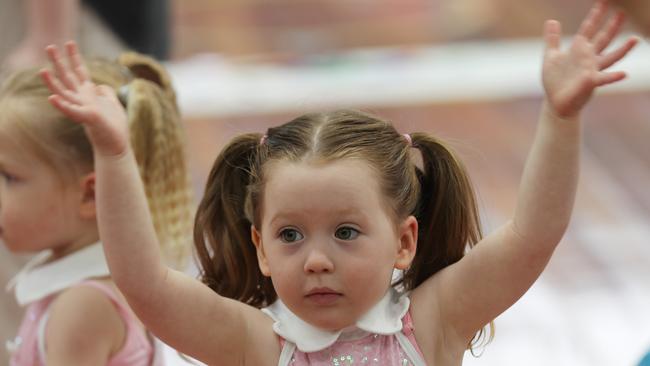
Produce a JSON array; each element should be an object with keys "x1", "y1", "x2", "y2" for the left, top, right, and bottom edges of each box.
[{"x1": 49, "y1": 229, "x2": 100, "y2": 262}]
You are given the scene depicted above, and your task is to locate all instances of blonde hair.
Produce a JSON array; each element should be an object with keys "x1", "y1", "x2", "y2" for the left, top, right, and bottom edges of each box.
[
  {"x1": 0, "y1": 53, "x2": 194, "y2": 269},
  {"x1": 194, "y1": 109, "x2": 492, "y2": 349}
]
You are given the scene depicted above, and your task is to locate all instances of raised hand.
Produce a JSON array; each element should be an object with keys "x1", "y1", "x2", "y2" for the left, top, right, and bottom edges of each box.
[
  {"x1": 542, "y1": 0, "x2": 638, "y2": 118},
  {"x1": 40, "y1": 41, "x2": 130, "y2": 157}
]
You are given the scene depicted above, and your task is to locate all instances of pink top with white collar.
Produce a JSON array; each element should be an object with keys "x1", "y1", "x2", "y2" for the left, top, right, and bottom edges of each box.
[
  {"x1": 262, "y1": 289, "x2": 428, "y2": 366},
  {"x1": 5, "y1": 243, "x2": 162, "y2": 366}
]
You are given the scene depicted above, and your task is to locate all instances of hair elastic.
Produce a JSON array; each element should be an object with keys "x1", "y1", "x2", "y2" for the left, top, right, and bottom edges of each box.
[
  {"x1": 117, "y1": 84, "x2": 130, "y2": 107},
  {"x1": 403, "y1": 133, "x2": 412, "y2": 146},
  {"x1": 260, "y1": 134, "x2": 268, "y2": 145}
]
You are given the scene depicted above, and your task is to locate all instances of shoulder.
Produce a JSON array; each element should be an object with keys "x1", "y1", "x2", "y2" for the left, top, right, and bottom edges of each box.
[{"x1": 44, "y1": 283, "x2": 126, "y2": 360}]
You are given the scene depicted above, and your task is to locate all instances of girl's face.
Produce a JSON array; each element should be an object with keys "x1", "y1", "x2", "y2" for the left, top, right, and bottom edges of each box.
[
  {"x1": 252, "y1": 159, "x2": 417, "y2": 331},
  {"x1": 0, "y1": 136, "x2": 88, "y2": 255}
]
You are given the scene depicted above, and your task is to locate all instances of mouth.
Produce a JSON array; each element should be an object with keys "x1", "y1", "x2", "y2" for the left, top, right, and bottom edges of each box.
[{"x1": 305, "y1": 287, "x2": 343, "y2": 305}]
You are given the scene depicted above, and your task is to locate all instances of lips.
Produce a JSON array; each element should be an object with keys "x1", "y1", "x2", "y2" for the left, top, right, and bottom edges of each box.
[{"x1": 305, "y1": 287, "x2": 342, "y2": 305}]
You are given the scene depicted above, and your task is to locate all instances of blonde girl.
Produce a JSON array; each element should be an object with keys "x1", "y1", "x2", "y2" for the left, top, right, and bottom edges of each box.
[
  {"x1": 1, "y1": 49, "x2": 193, "y2": 365},
  {"x1": 41, "y1": 2, "x2": 636, "y2": 365}
]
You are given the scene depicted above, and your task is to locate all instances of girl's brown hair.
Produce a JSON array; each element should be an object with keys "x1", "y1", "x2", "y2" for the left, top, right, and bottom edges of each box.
[
  {"x1": 195, "y1": 109, "x2": 491, "y2": 348},
  {"x1": 0, "y1": 54, "x2": 193, "y2": 269}
]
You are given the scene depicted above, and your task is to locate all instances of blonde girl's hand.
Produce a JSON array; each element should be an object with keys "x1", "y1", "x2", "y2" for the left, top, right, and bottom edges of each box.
[
  {"x1": 542, "y1": 0, "x2": 638, "y2": 119},
  {"x1": 40, "y1": 41, "x2": 130, "y2": 157}
]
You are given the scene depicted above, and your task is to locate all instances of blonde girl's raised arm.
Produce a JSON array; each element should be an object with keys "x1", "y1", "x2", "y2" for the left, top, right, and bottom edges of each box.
[
  {"x1": 410, "y1": 1, "x2": 638, "y2": 348},
  {"x1": 41, "y1": 42, "x2": 277, "y2": 364}
]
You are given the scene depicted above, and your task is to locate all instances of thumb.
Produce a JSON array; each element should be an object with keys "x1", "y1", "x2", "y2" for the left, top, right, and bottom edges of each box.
[{"x1": 544, "y1": 20, "x2": 562, "y2": 52}]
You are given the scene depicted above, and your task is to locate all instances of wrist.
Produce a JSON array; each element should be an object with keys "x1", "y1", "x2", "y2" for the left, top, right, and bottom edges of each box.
[
  {"x1": 93, "y1": 147, "x2": 138, "y2": 180},
  {"x1": 538, "y1": 101, "x2": 582, "y2": 146},
  {"x1": 91, "y1": 139, "x2": 132, "y2": 162},
  {"x1": 542, "y1": 100, "x2": 581, "y2": 124}
]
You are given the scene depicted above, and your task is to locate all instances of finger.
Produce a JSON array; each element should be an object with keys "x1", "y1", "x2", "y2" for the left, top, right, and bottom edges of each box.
[
  {"x1": 593, "y1": 12, "x2": 626, "y2": 53},
  {"x1": 599, "y1": 36, "x2": 639, "y2": 69},
  {"x1": 48, "y1": 95, "x2": 92, "y2": 123},
  {"x1": 45, "y1": 45, "x2": 79, "y2": 91},
  {"x1": 40, "y1": 69, "x2": 67, "y2": 96},
  {"x1": 544, "y1": 20, "x2": 562, "y2": 51},
  {"x1": 595, "y1": 71, "x2": 626, "y2": 86},
  {"x1": 64, "y1": 41, "x2": 90, "y2": 83},
  {"x1": 40, "y1": 69, "x2": 83, "y2": 105},
  {"x1": 578, "y1": 0, "x2": 609, "y2": 40},
  {"x1": 40, "y1": 69, "x2": 83, "y2": 104}
]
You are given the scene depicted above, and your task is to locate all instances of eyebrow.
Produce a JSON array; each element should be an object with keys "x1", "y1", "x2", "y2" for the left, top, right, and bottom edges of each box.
[
  {"x1": 268, "y1": 210, "x2": 302, "y2": 227},
  {"x1": 268, "y1": 207, "x2": 367, "y2": 226}
]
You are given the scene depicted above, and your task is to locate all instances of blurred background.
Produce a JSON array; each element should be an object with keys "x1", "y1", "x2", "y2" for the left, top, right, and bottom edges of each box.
[{"x1": 2, "y1": 0, "x2": 650, "y2": 365}]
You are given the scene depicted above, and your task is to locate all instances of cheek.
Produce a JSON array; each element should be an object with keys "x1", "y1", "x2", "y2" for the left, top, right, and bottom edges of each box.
[
  {"x1": 270, "y1": 269, "x2": 300, "y2": 305},
  {"x1": 0, "y1": 204, "x2": 33, "y2": 251},
  {"x1": 0, "y1": 194, "x2": 22, "y2": 229},
  {"x1": 342, "y1": 256, "x2": 393, "y2": 292},
  {"x1": 265, "y1": 248, "x2": 297, "y2": 282},
  {"x1": 1, "y1": 192, "x2": 67, "y2": 246}
]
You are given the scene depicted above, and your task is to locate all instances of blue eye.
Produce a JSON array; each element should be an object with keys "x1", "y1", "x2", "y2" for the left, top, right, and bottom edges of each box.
[
  {"x1": 279, "y1": 228, "x2": 304, "y2": 243},
  {"x1": 335, "y1": 227, "x2": 359, "y2": 240}
]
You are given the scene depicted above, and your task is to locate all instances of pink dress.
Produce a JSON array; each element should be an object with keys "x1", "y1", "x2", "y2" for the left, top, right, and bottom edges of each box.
[
  {"x1": 262, "y1": 289, "x2": 428, "y2": 366},
  {"x1": 6, "y1": 244, "x2": 162, "y2": 366},
  {"x1": 283, "y1": 311, "x2": 425, "y2": 366}
]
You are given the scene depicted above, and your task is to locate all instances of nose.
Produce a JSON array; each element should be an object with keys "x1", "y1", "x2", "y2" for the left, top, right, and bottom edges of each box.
[{"x1": 304, "y1": 247, "x2": 334, "y2": 274}]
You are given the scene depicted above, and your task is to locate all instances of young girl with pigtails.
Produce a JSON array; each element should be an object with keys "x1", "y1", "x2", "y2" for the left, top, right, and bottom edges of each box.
[
  {"x1": 39, "y1": 2, "x2": 637, "y2": 365},
  {"x1": 1, "y1": 47, "x2": 193, "y2": 365}
]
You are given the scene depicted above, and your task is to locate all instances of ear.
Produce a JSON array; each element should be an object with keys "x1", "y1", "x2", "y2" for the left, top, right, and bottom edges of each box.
[
  {"x1": 78, "y1": 172, "x2": 96, "y2": 220},
  {"x1": 251, "y1": 225, "x2": 271, "y2": 276},
  {"x1": 395, "y1": 215, "x2": 418, "y2": 270}
]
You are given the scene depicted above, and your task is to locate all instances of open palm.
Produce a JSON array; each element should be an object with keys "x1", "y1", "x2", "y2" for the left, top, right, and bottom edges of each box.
[
  {"x1": 41, "y1": 42, "x2": 130, "y2": 157},
  {"x1": 543, "y1": 1, "x2": 637, "y2": 118}
]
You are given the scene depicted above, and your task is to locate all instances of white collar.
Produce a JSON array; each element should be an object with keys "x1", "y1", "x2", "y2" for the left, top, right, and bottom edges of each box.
[
  {"x1": 5, "y1": 243, "x2": 109, "y2": 306},
  {"x1": 261, "y1": 288, "x2": 409, "y2": 353}
]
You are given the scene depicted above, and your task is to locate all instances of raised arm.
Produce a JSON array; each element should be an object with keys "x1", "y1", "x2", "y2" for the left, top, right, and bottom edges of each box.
[
  {"x1": 411, "y1": 0, "x2": 638, "y2": 348},
  {"x1": 40, "y1": 42, "x2": 276, "y2": 364}
]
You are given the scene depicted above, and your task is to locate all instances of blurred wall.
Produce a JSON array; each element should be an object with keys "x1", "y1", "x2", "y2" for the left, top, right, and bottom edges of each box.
[{"x1": 172, "y1": 0, "x2": 597, "y2": 59}]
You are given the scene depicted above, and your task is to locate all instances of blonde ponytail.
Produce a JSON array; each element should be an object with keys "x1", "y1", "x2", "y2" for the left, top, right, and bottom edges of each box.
[{"x1": 119, "y1": 53, "x2": 194, "y2": 270}]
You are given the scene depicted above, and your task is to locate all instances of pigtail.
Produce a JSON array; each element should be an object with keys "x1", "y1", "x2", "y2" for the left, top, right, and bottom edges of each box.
[
  {"x1": 194, "y1": 134, "x2": 276, "y2": 308},
  {"x1": 118, "y1": 53, "x2": 194, "y2": 270},
  {"x1": 406, "y1": 132, "x2": 492, "y2": 350},
  {"x1": 404, "y1": 132, "x2": 481, "y2": 286}
]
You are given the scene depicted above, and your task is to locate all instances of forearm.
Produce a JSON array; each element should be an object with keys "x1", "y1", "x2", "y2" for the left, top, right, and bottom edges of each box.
[
  {"x1": 25, "y1": 0, "x2": 79, "y2": 46},
  {"x1": 512, "y1": 101, "x2": 581, "y2": 247},
  {"x1": 94, "y1": 149, "x2": 167, "y2": 302},
  {"x1": 95, "y1": 151, "x2": 258, "y2": 363}
]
